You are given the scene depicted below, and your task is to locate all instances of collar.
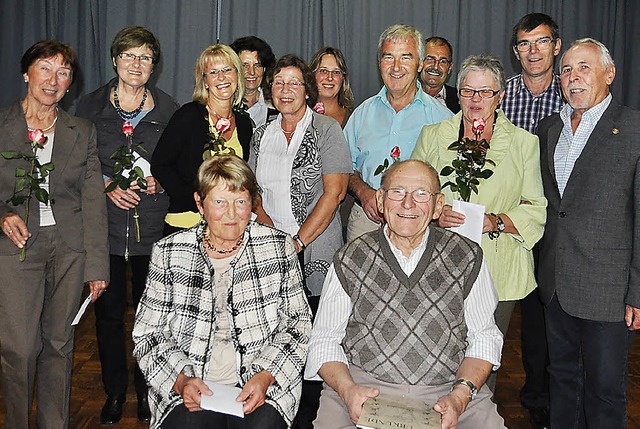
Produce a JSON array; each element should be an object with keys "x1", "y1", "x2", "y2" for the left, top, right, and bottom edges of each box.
[
  {"x1": 382, "y1": 224, "x2": 430, "y2": 261},
  {"x1": 513, "y1": 73, "x2": 562, "y2": 98},
  {"x1": 560, "y1": 93, "x2": 612, "y2": 126},
  {"x1": 375, "y1": 81, "x2": 426, "y2": 110}
]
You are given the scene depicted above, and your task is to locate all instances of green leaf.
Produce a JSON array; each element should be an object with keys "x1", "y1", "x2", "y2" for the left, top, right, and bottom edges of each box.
[
  {"x1": 15, "y1": 168, "x2": 26, "y2": 177},
  {"x1": 133, "y1": 166, "x2": 145, "y2": 180},
  {"x1": 118, "y1": 180, "x2": 129, "y2": 190},
  {"x1": 14, "y1": 177, "x2": 26, "y2": 193},
  {"x1": 460, "y1": 187, "x2": 470, "y2": 202},
  {"x1": 1, "y1": 151, "x2": 24, "y2": 159},
  {"x1": 478, "y1": 170, "x2": 494, "y2": 179},
  {"x1": 105, "y1": 182, "x2": 117, "y2": 193},
  {"x1": 10, "y1": 195, "x2": 27, "y2": 206},
  {"x1": 41, "y1": 162, "x2": 55, "y2": 172},
  {"x1": 374, "y1": 164, "x2": 384, "y2": 176},
  {"x1": 35, "y1": 188, "x2": 49, "y2": 204},
  {"x1": 440, "y1": 166, "x2": 454, "y2": 176}
]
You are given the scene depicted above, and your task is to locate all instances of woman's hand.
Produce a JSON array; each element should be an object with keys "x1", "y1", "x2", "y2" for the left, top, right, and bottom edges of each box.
[
  {"x1": 105, "y1": 179, "x2": 140, "y2": 210},
  {"x1": 1, "y1": 213, "x2": 31, "y2": 249},
  {"x1": 88, "y1": 280, "x2": 109, "y2": 302},
  {"x1": 483, "y1": 213, "x2": 497, "y2": 233},
  {"x1": 173, "y1": 373, "x2": 212, "y2": 412},
  {"x1": 140, "y1": 175, "x2": 162, "y2": 195},
  {"x1": 437, "y1": 205, "x2": 465, "y2": 228},
  {"x1": 237, "y1": 370, "x2": 275, "y2": 414}
]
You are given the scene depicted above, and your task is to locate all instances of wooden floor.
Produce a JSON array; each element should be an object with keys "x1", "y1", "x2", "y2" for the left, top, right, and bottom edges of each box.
[{"x1": 0, "y1": 298, "x2": 638, "y2": 428}]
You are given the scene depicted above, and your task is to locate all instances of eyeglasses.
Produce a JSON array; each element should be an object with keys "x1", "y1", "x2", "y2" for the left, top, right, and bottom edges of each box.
[
  {"x1": 243, "y1": 62, "x2": 263, "y2": 72},
  {"x1": 118, "y1": 52, "x2": 154, "y2": 64},
  {"x1": 205, "y1": 67, "x2": 236, "y2": 77},
  {"x1": 458, "y1": 88, "x2": 501, "y2": 99},
  {"x1": 515, "y1": 37, "x2": 554, "y2": 52},
  {"x1": 384, "y1": 188, "x2": 438, "y2": 203},
  {"x1": 271, "y1": 80, "x2": 305, "y2": 90},
  {"x1": 316, "y1": 68, "x2": 344, "y2": 78},
  {"x1": 425, "y1": 56, "x2": 452, "y2": 67}
]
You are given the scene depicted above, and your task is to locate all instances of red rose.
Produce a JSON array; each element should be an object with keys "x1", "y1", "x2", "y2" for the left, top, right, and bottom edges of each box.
[
  {"x1": 472, "y1": 118, "x2": 486, "y2": 135},
  {"x1": 313, "y1": 102, "x2": 325, "y2": 114},
  {"x1": 122, "y1": 121, "x2": 134, "y2": 136},
  {"x1": 390, "y1": 145, "x2": 401, "y2": 161},
  {"x1": 28, "y1": 129, "x2": 46, "y2": 145},
  {"x1": 216, "y1": 117, "x2": 231, "y2": 134}
]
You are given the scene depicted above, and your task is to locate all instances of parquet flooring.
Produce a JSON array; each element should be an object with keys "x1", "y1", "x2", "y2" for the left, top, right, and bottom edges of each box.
[{"x1": 0, "y1": 296, "x2": 638, "y2": 428}]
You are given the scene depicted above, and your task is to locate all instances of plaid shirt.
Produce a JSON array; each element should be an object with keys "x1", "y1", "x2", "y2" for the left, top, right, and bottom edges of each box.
[
  {"x1": 133, "y1": 221, "x2": 312, "y2": 428},
  {"x1": 502, "y1": 74, "x2": 564, "y2": 134}
]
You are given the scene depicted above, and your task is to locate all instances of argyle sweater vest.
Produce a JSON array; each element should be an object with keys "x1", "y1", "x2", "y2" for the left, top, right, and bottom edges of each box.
[{"x1": 334, "y1": 227, "x2": 482, "y2": 385}]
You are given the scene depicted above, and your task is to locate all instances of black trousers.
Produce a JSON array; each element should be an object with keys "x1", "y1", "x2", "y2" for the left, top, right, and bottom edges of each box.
[
  {"x1": 545, "y1": 294, "x2": 634, "y2": 428},
  {"x1": 95, "y1": 254, "x2": 149, "y2": 397},
  {"x1": 161, "y1": 403, "x2": 286, "y2": 429},
  {"x1": 519, "y1": 288, "x2": 549, "y2": 410}
]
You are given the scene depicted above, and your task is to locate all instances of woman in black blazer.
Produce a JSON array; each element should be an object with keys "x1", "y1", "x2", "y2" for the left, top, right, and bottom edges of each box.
[{"x1": 152, "y1": 44, "x2": 253, "y2": 235}]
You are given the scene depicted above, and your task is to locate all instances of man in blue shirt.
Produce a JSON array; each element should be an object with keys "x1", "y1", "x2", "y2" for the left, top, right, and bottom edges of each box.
[
  {"x1": 344, "y1": 24, "x2": 452, "y2": 242},
  {"x1": 501, "y1": 13, "x2": 564, "y2": 429}
]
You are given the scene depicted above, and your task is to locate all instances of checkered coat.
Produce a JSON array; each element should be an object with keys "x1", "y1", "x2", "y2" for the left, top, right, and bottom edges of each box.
[{"x1": 133, "y1": 221, "x2": 312, "y2": 428}]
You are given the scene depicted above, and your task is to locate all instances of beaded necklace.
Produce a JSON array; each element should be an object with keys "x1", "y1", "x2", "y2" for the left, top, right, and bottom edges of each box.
[
  {"x1": 113, "y1": 85, "x2": 148, "y2": 120},
  {"x1": 203, "y1": 229, "x2": 243, "y2": 255}
]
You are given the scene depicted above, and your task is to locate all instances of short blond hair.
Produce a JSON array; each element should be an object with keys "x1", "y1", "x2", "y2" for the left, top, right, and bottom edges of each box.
[
  {"x1": 193, "y1": 44, "x2": 245, "y2": 107},
  {"x1": 196, "y1": 155, "x2": 259, "y2": 209}
]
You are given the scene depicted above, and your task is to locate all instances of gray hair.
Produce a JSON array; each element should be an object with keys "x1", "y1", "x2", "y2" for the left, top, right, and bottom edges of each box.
[
  {"x1": 457, "y1": 54, "x2": 506, "y2": 91},
  {"x1": 381, "y1": 160, "x2": 441, "y2": 192},
  {"x1": 561, "y1": 37, "x2": 615, "y2": 69},
  {"x1": 377, "y1": 24, "x2": 426, "y2": 64}
]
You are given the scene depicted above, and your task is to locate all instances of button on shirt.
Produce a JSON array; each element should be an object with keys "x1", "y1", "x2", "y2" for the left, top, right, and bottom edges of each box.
[
  {"x1": 344, "y1": 84, "x2": 452, "y2": 190},
  {"x1": 304, "y1": 225, "x2": 503, "y2": 381},
  {"x1": 555, "y1": 94, "x2": 612, "y2": 197},
  {"x1": 502, "y1": 74, "x2": 564, "y2": 134}
]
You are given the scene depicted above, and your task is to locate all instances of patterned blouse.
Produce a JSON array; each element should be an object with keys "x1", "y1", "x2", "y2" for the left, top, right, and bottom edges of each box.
[{"x1": 249, "y1": 109, "x2": 353, "y2": 296}]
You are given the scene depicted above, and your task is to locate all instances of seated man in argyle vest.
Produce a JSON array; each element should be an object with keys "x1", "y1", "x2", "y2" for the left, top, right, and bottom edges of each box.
[{"x1": 305, "y1": 160, "x2": 505, "y2": 429}]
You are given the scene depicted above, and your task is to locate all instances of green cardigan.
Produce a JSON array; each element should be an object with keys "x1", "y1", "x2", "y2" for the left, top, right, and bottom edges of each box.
[{"x1": 412, "y1": 109, "x2": 547, "y2": 301}]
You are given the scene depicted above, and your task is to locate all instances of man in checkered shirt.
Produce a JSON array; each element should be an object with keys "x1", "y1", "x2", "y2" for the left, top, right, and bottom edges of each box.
[{"x1": 501, "y1": 12, "x2": 564, "y2": 429}]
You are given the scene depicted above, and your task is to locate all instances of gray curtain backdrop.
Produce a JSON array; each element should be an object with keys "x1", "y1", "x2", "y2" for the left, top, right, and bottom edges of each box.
[{"x1": 1, "y1": 0, "x2": 638, "y2": 111}]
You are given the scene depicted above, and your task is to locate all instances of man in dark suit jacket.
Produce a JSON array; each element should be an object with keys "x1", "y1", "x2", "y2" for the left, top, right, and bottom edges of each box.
[
  {"x1": 419, "y1": 36, "x2": 460, "y2": 113},
  {"x1": 537, "y1": 38, "x2": 640, "y2": 428}
]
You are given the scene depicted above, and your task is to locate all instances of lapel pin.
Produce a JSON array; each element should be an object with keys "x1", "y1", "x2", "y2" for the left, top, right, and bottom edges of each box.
[{"x1": 612, "y1": 128, "x2": 619, "y2": 135}]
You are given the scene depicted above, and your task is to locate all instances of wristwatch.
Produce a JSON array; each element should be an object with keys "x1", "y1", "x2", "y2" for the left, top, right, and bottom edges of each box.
[
  {"x1": 451, "y1": 378, "x2": 478, "y2": 400},
  {"x1": 496, "y1": 214, "x2": 505, "y2": 232},
  {"x1": 488, "y1": 213, "x2": 504, "y2": 240}
]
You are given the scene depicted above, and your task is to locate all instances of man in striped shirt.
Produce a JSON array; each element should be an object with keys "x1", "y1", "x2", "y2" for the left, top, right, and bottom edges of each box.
[{"x1": 500, "y1": 13, "x2": 564, "y2": 429}]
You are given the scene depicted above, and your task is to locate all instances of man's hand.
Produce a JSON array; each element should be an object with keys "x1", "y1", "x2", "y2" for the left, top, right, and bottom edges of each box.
[
  {"x1": 237, "y1": 370, "x2": 274, "y2": 414},
  {"x1": 88, "y1": 280, "x2": 109, "y2": 302},
  {"x1": 359, "y1": 187, "x2": 383, "y2": 224},
  {"x1": 433, "y1": 386, "x2": 470, "y2": 429},
  {"x1": 172, "y1": 373, "x2": 212, "y2": 412},
  {"x1": 349, "y1": 172, "x2": 383, "y2": 224},
  {"x1": 436, "y1": 205, "x2": 465, "y2": 229},
  {"x1": 340, "y1": 383, "x2": 380, "y2": 424},
  {"x1": 625, "y1": 304, "x2": 640, "y2": 330},
  {"x1": 1, "y1": 212, "x2": 31, "y2": 249}
]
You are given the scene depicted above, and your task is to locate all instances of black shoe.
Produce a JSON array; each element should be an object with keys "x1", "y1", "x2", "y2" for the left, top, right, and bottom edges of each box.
[
  {"x1": 137, "y1": 394, "x2": 151, "y2": 424},
  {"x1": 529, "y1": 407, "x2": 550, "y2": 429},
  {"x1": 100, "y1": 395, "x2": 125, "y2": 425}
]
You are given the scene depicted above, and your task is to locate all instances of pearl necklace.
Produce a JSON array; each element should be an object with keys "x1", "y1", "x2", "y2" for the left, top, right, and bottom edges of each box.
[
  {"x1": 114, "y1": 85, "x2": 148, "y2": 120},
  {"x1": 27, "y1": 109, "x2": 58, "y2": 133},
  {"x1": 203, "y1": 230, "x2": 243, "y2": 255}
]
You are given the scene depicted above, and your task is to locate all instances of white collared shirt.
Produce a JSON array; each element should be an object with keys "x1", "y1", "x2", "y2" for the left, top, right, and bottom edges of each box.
[{"x1": 555, "y1": 93, "x2": 612, "y2": 196}]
